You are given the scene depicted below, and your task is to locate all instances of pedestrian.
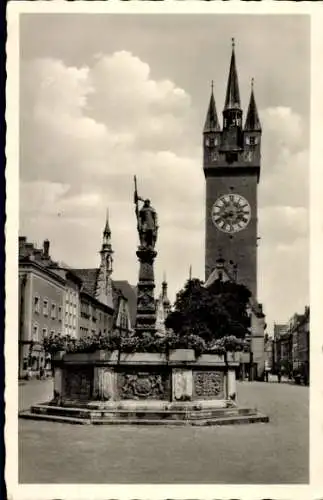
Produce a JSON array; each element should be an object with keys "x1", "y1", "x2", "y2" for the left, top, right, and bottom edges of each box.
[{"x1": 277, "y1": 370, "x2": 281, "y2": 383}]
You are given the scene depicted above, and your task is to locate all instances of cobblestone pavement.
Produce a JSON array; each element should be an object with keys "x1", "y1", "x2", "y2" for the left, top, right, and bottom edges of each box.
[{"x1": 19, "y1": 379, "x2": 308, "y2": 484}]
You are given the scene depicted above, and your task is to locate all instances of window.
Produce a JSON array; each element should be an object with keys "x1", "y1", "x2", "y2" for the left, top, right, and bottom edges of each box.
[
  {"x1": 51, "y1": 302, "x2": 56, "y2": 319},
  {"x1": 246, "y1": 136, "x2": 257, "y2": 146},
  {"x1": 43, "y1": 299, "x2": 48, "y2": 316},
  {"x1": 58, "y1": 306, "x2": 62, "y2": 321},
  {"x1": 205, "y1": 137, "x2": 210, "y2": 147},
  {"x1": 32, "y1": 323, "x2": 39, "y2": 342},
  {"x1": 50, "y1": 329, "x2": 55, "y2": 336},
  {"x1": 42, "y1": 327, "x2": 48, "y2": 340},
  {"x1": 34, "y1": 295, "x2": 40, "y2": 313}
]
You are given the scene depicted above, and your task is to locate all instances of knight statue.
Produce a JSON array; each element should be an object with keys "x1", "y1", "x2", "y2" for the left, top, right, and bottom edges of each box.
[{"x1": 134, "y1": 176, "x2": 158, "y2": 249}]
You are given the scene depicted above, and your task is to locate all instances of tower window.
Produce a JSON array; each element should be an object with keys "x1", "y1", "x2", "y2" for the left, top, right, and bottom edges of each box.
[
  {"x1": 246, "y1": 136, "x2": 257, "y2": 146},
  {"x1": 205, "y1": 138, "x2": 210, "y2": 147}
]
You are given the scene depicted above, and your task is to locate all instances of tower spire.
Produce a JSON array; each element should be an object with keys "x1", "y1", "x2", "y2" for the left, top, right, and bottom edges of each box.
[
  {"x1": 224, "y1": 38, "x2": 241, "y2": 110},
  {"x1": 95, "y1": 208, "x2": 114, "y2": 308},
  {"x1": 203, "y1": 81, "x2": 220, "y2": 133},
  {"x1": 244, "y1": 78, "x2": 261, "y2": 131},
  {"x1": 161, "y1": 273, "x2": 170, "y2": 310},
  {"x1": 103, "y1": 207, "x2": 111, "y2": 237}
]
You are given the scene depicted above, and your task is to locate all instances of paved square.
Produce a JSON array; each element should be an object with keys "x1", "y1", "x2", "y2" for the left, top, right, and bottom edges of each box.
[{"x1": 18, "y1": 379, "x2": 308, "y2": 483}]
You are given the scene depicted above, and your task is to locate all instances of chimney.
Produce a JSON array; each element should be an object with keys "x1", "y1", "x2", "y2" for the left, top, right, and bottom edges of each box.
[
  {"x1": 43, "y1": 239, "x2": 50, "y2": 258},
  {"x1": 33, "y1": 249, "x2": 42, "y2": 261},
  {"x1": 19, "y1": 236, "x2": 27, "y2": 257}
]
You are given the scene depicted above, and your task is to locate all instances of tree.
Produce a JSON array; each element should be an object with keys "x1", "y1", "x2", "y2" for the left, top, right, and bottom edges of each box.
[{"x1": 165, "y1": 278, "x2": 251, "y2": 346}]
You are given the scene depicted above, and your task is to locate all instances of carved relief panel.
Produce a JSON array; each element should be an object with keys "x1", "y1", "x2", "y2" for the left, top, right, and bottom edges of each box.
[
  {"x1": 193, "y1": 371, "x2": 224, "y2": 400},
  {"x1": 117, "y1": 371, "x2": 169, "y2": 400},
  {"x1": 63, "y1": 367, "x2": 93, "y2": 401}
]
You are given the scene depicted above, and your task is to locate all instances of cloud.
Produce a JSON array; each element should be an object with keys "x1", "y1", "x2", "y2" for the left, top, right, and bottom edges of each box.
[{"x1": 19, "y1": 52, "x2": 309, "y2": 330}]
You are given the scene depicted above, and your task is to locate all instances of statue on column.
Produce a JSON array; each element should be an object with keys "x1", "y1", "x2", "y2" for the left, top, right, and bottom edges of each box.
[{"x1": 134, "y1": 176, "x2": 158, "y2": 249}]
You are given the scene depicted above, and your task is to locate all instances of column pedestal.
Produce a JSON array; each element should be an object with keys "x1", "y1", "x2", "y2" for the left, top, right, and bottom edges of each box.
[{"x1": 135, "y1": 247, "x2": 157, "y2": 337}]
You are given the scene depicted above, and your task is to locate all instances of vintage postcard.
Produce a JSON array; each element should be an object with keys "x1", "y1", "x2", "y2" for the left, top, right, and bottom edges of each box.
[{"x1": 5, "y1": 1, "x2": 323, "y2": 499}]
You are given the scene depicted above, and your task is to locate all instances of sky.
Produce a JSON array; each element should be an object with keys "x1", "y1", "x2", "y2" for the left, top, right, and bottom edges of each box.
[{"x1": 19, "y1": 14, "x2": 310, "y2": 331}]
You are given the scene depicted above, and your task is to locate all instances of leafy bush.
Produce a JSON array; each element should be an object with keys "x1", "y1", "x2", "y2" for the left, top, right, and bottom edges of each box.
[{"x1": 165, "y1": 278, "x2": 251, "y2": 343}]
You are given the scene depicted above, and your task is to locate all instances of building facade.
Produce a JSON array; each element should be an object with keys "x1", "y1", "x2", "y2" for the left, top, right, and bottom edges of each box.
[
  {"x1": 264, "y1": 334, "x2": 274, "y2": 373},
  {"x1": 19, "y1": 239, "x2": 66, "y2": 378},
  {"x1": 18, "y1": 224, "x2": 132, "y2": 377},
  {"x1": 202, "y1": 41, "x2": 265, "y2": 378},
  {"x1": 79, "y1": 290, "x2": 114, "y2": 338},
  {"x1": 273, "y1": 307, "x2": 309, "y2": 384}
]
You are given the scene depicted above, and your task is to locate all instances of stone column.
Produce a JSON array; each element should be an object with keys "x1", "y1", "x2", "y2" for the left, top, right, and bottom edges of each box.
[
  {"x1": 227, "y1": 368, "x2": 237, "y2": 402},
  {"x1": 53, "y1": 366, "x2": 63, "y2": 402},
  {"x1": 93, "y1": 367, "x2": 116, "y2": 401},
  {"x1": 135, "y1": 247, "x2": 157, "y2": 336},
  {"x1": 52, "y1": 351, "x2": 65, "y2": 403},
  {"x1": 172, "y1": 369, "x2": 193, "y2": 401}
]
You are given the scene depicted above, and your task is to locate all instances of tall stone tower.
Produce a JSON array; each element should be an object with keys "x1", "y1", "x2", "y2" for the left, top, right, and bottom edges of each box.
[
  {"x1": 95, "y1": 209, "x2": 114, "y2": 309},
  {"x1": 203, "y1": 39, "x2": 261, "y2": 300}
]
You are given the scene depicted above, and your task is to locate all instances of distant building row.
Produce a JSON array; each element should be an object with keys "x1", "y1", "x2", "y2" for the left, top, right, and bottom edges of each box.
[
  {"x1": 19, "y1": 213, "x2": 171, "y2": 378},
  {"x1": 264, "y1": 307, "x2": 310, "y2": 384}
]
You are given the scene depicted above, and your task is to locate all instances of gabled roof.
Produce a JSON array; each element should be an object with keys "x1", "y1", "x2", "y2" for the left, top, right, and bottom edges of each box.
[
  {"x1": 73, "y1": 268, "x2": 99, "y2": 296},
  {"x1": 72, "y1": 269, "x2": 137, "y2": 328}
]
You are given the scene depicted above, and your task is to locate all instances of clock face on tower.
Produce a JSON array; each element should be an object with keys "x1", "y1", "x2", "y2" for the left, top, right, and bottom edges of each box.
[{"x1": 211, "y1": 194, "x2": 251, "y2": 233}]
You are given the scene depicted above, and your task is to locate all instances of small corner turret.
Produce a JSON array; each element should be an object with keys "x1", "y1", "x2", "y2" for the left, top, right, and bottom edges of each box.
[
  {"x1": 203, "y1": 80, "x2": 222, "y2": 165},
  {"x1": 243, "y1": 78, "x2": 262, "y2": 174}
]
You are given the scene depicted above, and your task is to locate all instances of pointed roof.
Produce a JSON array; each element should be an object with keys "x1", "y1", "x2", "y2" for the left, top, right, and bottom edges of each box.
[
  {"x1": 103, "y1": 207, "x2": 111, "y2": 236},
  {"x1": 224, "y1": 38, "x2": 241, "y2": 110},
  {"x1": 161, "y1": 273, "x2": 170, "y2": 306},
  {"x1": 244, "y1": 79, "x2": 261, "y2": 131},
  {"x1": 203, "y1": 82, "x2": 221, "y2": 133}
]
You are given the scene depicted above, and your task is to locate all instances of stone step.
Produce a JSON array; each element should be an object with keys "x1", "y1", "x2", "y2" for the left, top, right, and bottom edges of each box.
[
  {"x1": 29, "y1": 404, "x2": 256, "y2": 421},
  {"x1": 20, "y1": 410, "x2": 269, "y2": 426},
  {"x1": 19, "y1": 411, "x2": 91, "y2": 425}
]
